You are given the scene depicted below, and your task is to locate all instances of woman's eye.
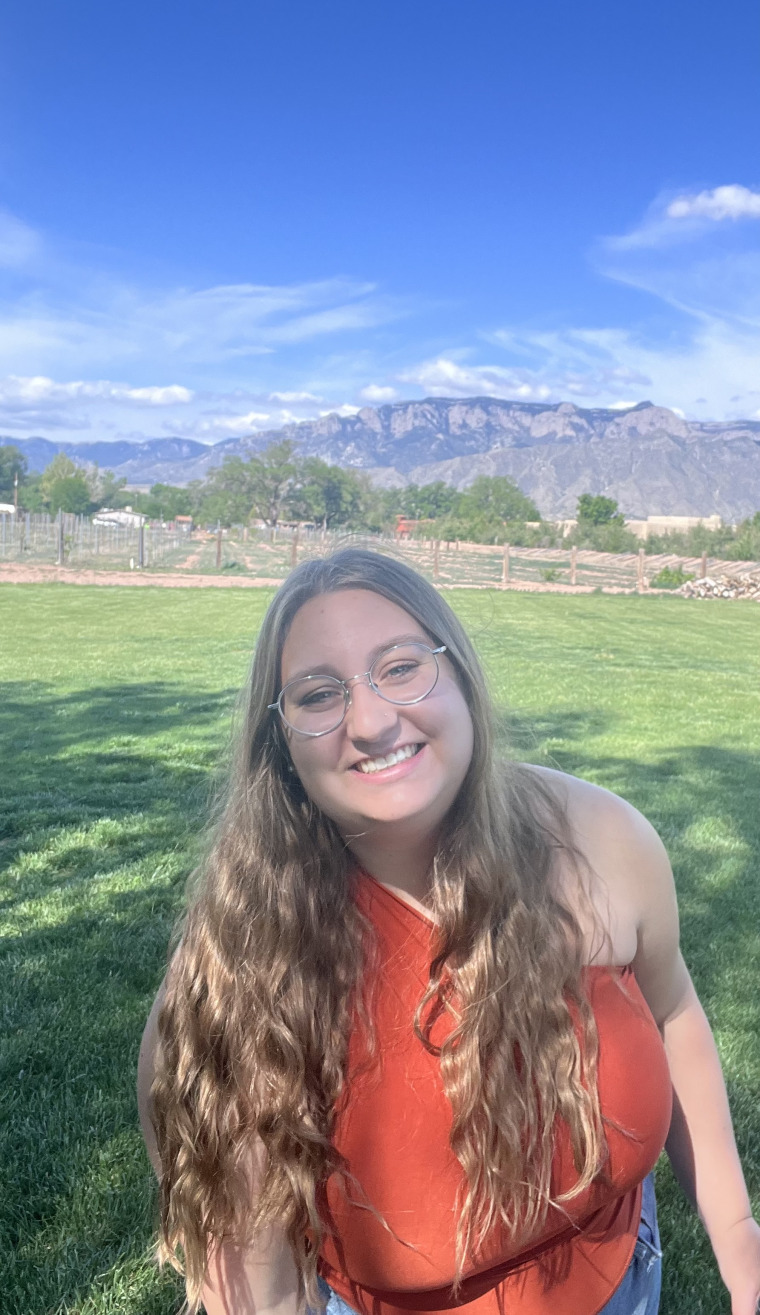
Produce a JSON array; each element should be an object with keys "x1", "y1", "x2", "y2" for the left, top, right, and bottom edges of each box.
[
  {"x1": 299, "y1": 687, "x2": 341, "y2": 707},
  {"x1": 384, "y1": 661, "x2": 419, "y2": 680}
]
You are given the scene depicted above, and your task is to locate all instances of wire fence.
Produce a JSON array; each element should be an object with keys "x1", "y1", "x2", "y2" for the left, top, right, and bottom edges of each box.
[{"x1": 1, "y1": 512, "x2": 759, "y2": 591}]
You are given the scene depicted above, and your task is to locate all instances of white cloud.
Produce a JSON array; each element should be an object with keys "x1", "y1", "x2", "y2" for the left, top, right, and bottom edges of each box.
[
  {"x1": 666, "y1": 185, "x2": 760, "y2": 222},
  {"x1": 399, "y1": 356, "x2": 555, "y2": 401},
  {"x1": 268, "y1": 390, "x2": 324, "y2": 403},
  {"x1": 124, "y1": 384, "x2": 193, "y2": 404},
  {"x1": 0, "y1": 374, "x2": 193, "y2": 406},
  {"x1": 604, "y1": 183, "x2": 760, "y2": 251},
  {"x1": 320, "y1": 403, "x2": 361, "y2": 418},
  {"x1": 360, "y1": 384, "x2": 398, "y2": 402},
  {"x1": 181, "y1": 410, "x2": 273, "y2": 438}
]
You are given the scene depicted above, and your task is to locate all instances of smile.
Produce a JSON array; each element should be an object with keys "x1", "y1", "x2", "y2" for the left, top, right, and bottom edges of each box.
[{"x1": 354, "y1": 743, "x2": 422, "y2": 774}]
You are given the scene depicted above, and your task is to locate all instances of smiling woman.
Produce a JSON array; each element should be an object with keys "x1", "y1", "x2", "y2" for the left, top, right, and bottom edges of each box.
[{"x1": 137, "y1": 548, "x2": 760, "y2": 1315}]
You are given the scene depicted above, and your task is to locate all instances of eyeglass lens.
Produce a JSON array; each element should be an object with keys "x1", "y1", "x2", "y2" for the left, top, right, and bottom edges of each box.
[{"x1": 280, "y1": 643, "x2": 439, "y2": 735}]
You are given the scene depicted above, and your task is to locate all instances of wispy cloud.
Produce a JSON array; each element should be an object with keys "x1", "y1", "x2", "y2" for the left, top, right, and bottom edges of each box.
[
  {"x1": 398, "y1": 349, "x2": 647, "y2": 406},
  {"x1": 2, "y1": 186, "x2": 760, "y2": 449},
  {"x1": 0, "y1": 207, "x2": 408, "y2": 384},
  {"x1": 0, "y1": 208, "x2": 40, "y2": 268},
  {"x1": 604, "y1": 183, "x2": 760, "y2": 251}
]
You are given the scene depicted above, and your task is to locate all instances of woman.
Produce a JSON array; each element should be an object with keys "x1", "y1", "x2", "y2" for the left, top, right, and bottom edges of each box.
[{"x1": 138, "y1": 548, "x2": 760, "y2": 1315}]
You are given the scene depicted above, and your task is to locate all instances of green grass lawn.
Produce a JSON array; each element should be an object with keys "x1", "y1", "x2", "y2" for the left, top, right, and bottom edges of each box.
[{"x1": 1, "y1": 583, "x2": 758, "y2": 1315}]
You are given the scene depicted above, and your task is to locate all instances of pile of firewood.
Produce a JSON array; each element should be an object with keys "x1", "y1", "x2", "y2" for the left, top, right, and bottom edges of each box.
[{"x1": 678, "y1": 573, "x2": 760, "y2": 600}]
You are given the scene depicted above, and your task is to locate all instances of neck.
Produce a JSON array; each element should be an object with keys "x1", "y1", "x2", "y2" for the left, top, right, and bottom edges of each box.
[{"x1": 345, "y1": 823, "x2": 437, "y2": 903}]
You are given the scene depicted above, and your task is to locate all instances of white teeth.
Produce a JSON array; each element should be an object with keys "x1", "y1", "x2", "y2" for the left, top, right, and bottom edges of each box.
[{"x1": 357, "y1": 744, "x2": 419, "y2": 774}]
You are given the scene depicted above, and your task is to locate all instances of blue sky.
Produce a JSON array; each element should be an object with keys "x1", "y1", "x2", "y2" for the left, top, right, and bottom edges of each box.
[{"x1": 0, "y1": 0, "x2": 758, "y2": 447}]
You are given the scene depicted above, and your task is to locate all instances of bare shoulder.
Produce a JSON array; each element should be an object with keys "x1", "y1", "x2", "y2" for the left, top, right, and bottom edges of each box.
[
  {"x1": 523, "y1": 764, "x2": 681, "y2": 979},
  {"x1": 526, "y1": 763, "x2": 668, "y2": 887},
  {"x1": 137, "y1": 977, "x2": 168, "y2": 1176}
]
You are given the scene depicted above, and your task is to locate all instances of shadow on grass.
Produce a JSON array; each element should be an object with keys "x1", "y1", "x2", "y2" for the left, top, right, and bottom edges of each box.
[
  {"x1": 0, "y1": 679, "x2": 239, "y2": 1313},
  {"x1": 1, "y1": 685, "x2": 758, "y2": 1314}
]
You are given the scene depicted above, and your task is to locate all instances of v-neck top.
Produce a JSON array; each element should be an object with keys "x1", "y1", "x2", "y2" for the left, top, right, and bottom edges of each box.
[{"x1": 317, "y1": 872, "x2": 672, "y2": 1315}]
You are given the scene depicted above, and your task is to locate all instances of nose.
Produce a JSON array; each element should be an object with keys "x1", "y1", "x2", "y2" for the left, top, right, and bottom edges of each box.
[{"x1": 343, "y1": 677, "x2": 399, "y2": 742}]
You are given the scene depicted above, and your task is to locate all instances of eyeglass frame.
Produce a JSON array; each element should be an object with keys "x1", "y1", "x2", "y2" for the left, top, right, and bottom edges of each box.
[{"x1": 269, "y1": 642, "x2": 448, "y2": 738}]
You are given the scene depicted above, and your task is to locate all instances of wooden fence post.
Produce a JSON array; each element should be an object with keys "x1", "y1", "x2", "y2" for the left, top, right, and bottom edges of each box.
[
  {"x1": 570, "y1": 544, "x2": 577, "y2": 586},
  {"x1": 216, "y1": 527, "x2": 222, "y2": 569},
  {"x1": 637, "y1": 547, "x2": 646, "y2": 591},
  {"x1": 700, "y1": 551, "x2": 707, "y2": 579},
  {"x1": 57, "y1": 511, "x2": 64, "y2": 566},
  {"x1": 433, "y1": 539, "x2": 440, "y2": 580},
  {"x1": 502, "y1": 544, "x2": 510, "y2": 586},
  {"x1": 291, "y1": 525, "x2": 299, "y2": 568},
  {"x1": 138, "y1": 522, "x2": 146, "y2": 569}
]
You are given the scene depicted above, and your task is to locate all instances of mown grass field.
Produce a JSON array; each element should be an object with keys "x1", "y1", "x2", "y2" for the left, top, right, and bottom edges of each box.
[{"x1": 1, "y1": 583, "x2": 758, "y2": 1315}]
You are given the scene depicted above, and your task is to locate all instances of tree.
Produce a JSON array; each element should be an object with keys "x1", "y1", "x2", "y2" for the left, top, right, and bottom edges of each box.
[
  {"x1": 461, "y1": 476, "x2": 540, "y2": 523},
  {"x1": 576, "y1": 494, "x2": 624, "y2": 527},
  {"x1": 200, "y1": 441, "x2": 300, "y2": 527},
  {"x1": 40, "y1": 453, "x2": 79, "y2": 504},
  {"x1": 128, "y1": 483, "x2": 194, "y2": 521},
  {"x1": 39, "y1": 453, "x2": 93, "y2": 515},
  {"x1": 201, "y1": 456, "x2": 261, "y2": 526},
  {"x1": 88, "y1": 467, "x2": 129, "y2": 510},
  {"x1": 0, "y1": 444, "x2": 28, "y2": 502},
  {"x1": 291, "y1": 459, "x2": 365, "y2": 528},
  {"x1": 397, "y1": 481, "x2": 462, "y2": 520},
  {"x1": 247, "y1": 440, "x2": 299, "y2": 527},
  {"x1": 48, "y1": 474, "x2": 92, "y2": 515}
]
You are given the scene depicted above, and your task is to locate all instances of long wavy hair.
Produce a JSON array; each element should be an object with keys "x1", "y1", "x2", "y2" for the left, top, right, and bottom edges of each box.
[{"x1": 151, "y1": 547, "x2": 606, "y2": 1312}]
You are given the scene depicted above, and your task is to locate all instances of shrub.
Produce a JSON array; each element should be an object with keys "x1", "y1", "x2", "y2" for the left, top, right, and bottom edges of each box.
[
  {"x1": 650, "y1": 565, "x2": 695, "y2": 589},
  {"x1": 539, "y1": 567, "x2": 562, "y2": 583}
]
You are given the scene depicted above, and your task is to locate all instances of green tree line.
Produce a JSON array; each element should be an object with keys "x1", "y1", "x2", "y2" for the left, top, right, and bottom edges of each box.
[{"x1": 2, "y1": 439, "x2": 760, "y2": 558}]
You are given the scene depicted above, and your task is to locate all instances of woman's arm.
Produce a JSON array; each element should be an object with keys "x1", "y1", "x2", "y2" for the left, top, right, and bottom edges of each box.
[
  {"x1": 137, "y1": 985, "x2": 303, "y2": 1315},
  {"x1": 606, "y1": 795, "x2": 760, "y2": 1315}
]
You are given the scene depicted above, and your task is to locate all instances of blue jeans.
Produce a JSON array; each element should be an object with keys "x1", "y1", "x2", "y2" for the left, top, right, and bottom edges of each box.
[
  {"x1": 318, "y1": 1172, "x2": 662, "y2": 1315},
  {"x1": 598, "y1": 1172, "x2": 662, "y2": 1315}
]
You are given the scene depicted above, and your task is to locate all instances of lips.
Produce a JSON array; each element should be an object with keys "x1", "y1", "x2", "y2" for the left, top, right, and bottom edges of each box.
[{"x1": 353, "y1": 743, "x2": 422, "y2": 774}]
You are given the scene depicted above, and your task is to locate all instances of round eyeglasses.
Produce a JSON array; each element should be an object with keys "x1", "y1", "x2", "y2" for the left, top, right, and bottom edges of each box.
[{"x1": 269, "y1": 642, "x2": 447, "y2": 737}]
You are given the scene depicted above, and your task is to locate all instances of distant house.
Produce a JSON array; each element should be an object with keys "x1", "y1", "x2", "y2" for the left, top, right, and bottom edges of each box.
[
  {"x1": 174, "y1": 515, "x2": 193, "y2": 531},
  {"x1": 92, "y1": 508, "x2": 147, "y2": 528},
  {"x1": 0, "y1": 503, "x2": 16, "y2": 515},
  {"x1": 624, "y1": 514, "x2": 723, "y2": 540}
]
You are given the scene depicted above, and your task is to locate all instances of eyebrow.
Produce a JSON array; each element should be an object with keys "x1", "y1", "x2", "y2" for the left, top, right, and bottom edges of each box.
[{"x1": 284, "y1": 632, "x2": 435, "y2": 684}]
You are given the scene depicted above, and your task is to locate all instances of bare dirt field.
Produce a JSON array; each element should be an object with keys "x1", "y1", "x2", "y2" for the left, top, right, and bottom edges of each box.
[
  {"x1": 0, "y1": 561, "x2": 636, "y2": 594},
  {"x1": 0, "y1": 562, "x2": 285, "y2": 588}
]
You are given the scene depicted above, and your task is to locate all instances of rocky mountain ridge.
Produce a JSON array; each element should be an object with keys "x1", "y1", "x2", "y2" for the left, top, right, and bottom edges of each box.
[{"x1": 6, "y1": 397, "x2": 760, "y2": 519}]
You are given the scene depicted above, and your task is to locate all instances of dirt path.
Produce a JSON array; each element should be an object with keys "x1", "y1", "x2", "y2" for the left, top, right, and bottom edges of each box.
[
  {"x1": 0, "y1": 563, "x2": 285, "y2": 588},
  {"x1": 0, "y1": 562, "x2": 633, "y2": 593}
]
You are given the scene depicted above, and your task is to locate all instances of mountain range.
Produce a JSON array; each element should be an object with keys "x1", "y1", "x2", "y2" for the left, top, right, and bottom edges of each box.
[{"x1": 5, "y1": 397, "x2": 760, "y2": 520}]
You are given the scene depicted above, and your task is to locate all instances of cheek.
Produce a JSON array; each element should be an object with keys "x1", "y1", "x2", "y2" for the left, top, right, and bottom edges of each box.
[{"x1": 288, "y1": 742, "x2": 338, "y2": 802}]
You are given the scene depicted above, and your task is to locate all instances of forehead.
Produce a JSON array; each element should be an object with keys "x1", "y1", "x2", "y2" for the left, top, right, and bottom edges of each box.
[{"x1": 281, "y1": 589, "x2": 429, "y2": 679}]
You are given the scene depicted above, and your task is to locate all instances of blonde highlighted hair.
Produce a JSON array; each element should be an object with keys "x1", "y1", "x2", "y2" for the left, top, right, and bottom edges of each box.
[{"x1": 151, "y1": 548, "x2": 606, "y2": 1311}]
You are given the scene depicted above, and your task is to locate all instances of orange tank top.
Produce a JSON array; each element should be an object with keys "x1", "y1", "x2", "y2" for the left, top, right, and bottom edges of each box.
[{"x1": 318, "y1": 872, "x2": 672, "y2": 1315}]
